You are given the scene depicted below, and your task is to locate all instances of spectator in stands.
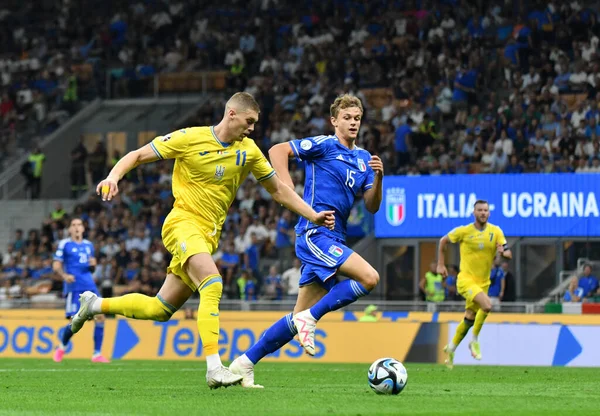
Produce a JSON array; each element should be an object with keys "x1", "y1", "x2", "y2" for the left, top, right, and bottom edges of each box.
[
  {"x1": 578, "y1": 264, "x2": 599, "y2": 298},
  {"x1": 564, "y1": 276, "x2": 584, "y2": 302},
  {"x1": 420, "y1": 262, "x2": 444, "y2": 303},
  {"x1": 26, "y1": 146, "x2": 45, "y2": 199},
  {"x1": 88, "y1": 141, "x2": 107, "y2": 185},
  {"x1": 217, "y1": 242, "x2": 240, "y2": 292},
  {"x1": 261, "y1": 265, "x2": 283, "y2": 301},
  {"x1": 237, "y1": 269, "x2": 256, "y2": 301},
  {"x1": 488, "y1": 259, "x2": 505, "y2": 310},
  {"x1": 358, "y1": 304, "x2": 379, "y2": 322},
  {"x1": 443, "y1": 265, "x2": 459, "y2": 301},
  {"x1": 281, "y1": 258, "x2": 301, "y2": 300}
]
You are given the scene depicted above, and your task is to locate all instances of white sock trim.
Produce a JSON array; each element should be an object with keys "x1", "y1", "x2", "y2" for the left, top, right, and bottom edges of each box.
[{"x1": 206, "y1": 353, "x2": 222, "y2": 371}]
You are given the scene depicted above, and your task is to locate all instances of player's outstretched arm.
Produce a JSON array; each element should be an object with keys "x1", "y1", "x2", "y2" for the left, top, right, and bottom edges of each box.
[
  {"x1": 97, "y1": 144, "x2": 159, "y2": 201},
  {"x1": 364, "y1": 155, "x2": 384, "y2": 213},
  {"x1": 268, "y1": 143, "x2": 295, "y2": 189},
  {"x1": 261, "y1": 175, "x2": 335, "y2": 229}
]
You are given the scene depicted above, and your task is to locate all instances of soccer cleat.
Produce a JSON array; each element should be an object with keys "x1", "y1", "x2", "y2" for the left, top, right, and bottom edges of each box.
[
  {"x1": 206, "y1": 365, "x2": 243, "y2": 389},
  {"x1": 293, "y1": 309, "x2": 317, "y2": 356},
  {"x1": 229, "y1": 357, "x2": 264, "y2": 388},
  {"x1": 469, "y1": 341, "x2": 482, "y2": 360},
  {"x1": 443, "y1": 345, "x2": 455, "y2": 369},
  {"x1": 70, "y1": 291, "x2": 98, "y2": 334},
  {"x1": 53, "y1": 348, "x2": 65, "y2": 363},
  {"x1": 91, "y1": 354, "x2": 110, "y2": 363}
]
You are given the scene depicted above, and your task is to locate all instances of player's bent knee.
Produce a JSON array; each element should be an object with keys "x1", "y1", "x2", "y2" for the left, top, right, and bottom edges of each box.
[
  {"x1": 481, "y1": 303, "x2": 492, "y2": 314},
  {"x1": 361, "y1": 268, "x2": 380, "y2": 291}
]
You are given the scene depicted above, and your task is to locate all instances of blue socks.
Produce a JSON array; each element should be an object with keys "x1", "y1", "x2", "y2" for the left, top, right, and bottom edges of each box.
[
  {"x1": 61, "y1": 324, "x2": 74, "y2": 348},
  {"x1": 309, "y1": 280, "x2": 369, "y2": 320},
  {"x1": 246, "y1": 313, "x2": 297, "y2": 364},
  {"x1": 94, "y1": 322, "x2": 104, "y2": 355}
]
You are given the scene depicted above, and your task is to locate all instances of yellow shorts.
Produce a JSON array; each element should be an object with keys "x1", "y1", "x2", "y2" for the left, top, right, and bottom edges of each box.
[
  {"x1": 457, "y1": 274, "x2": 489, "y2": 312},
  {"x1": 162, "y1": 210, "x2": 220, "y2": 291}
]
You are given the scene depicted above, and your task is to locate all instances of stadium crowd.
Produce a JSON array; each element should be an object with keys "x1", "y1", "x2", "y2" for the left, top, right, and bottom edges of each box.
[{"x1": 2, "y1": 0, "x2": 600, "y2": 303}]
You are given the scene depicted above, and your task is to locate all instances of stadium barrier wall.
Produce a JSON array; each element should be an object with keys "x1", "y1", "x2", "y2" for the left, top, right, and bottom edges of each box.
[{"x1": 1, "y1": 311, "x2": 599, "y2": 366}]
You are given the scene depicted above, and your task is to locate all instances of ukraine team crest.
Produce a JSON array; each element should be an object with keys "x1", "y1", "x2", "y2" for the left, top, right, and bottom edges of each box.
[
  {"x1": 386, "y1": 187, "x2": 406, "y2": 226},
  {"x1": 358, "y1": 158, "x2": 366, "y2": 172}
]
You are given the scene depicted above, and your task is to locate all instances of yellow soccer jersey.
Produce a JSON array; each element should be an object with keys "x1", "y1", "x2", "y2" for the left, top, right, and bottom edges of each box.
[
  {"x1": 447, "y1": 223, "x2": 507, "y2": 283},
  {"x1": 150, "y1": 126, "x2": 275, "y2": 229}
]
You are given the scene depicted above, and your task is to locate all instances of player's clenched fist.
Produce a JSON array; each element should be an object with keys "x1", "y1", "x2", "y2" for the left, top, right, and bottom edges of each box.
[
  {"x1": 368, "y1": 155, "x2": 384, "y2": 176},
  {"x1": 96, "y1": 177, "x2": 119, "y2": 201},
  {"x1": 313, "y1": 210, "x2": 336, "y2": 230}
]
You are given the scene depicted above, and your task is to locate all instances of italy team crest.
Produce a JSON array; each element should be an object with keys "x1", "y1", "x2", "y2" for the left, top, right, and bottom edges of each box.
[
  {"x1": 358, "y1": 158, "x2": 366, "y2": 172},
  {"x1": 386, "y1": 187, "x2": 406, "y2": 226}
]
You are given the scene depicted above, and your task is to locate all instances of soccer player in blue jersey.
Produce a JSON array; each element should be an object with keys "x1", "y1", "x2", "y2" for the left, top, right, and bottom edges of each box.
[
  {"x1": 52, "y1": 218, "x2": 109, "y2": 363},
  {"x1": 230, "y1": 94, "x2": 383, "y2": 387}
]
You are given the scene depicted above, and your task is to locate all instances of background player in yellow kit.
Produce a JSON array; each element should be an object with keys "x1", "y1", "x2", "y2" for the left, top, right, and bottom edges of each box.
[
  {"x1": 69, "y1": 92, "x2": 335, "y2": 389},
  {"x1": 436, "y1": 200, "x2": 512, "y2": 368}
]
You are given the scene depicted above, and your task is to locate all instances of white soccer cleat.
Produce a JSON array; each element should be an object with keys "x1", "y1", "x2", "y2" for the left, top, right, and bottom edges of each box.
[
  {"x1": 70, "y1": 291, "x2": 97, "y2": 334},
  {"x1": 229, "y1": 356, "x2": 264, "y2": 388},
  {"x1": 206, "y1": 365, "x2": 243, "y2": 389},
  {"x1": 293, "y1": 309, "x2": 317, "y2": 356}
]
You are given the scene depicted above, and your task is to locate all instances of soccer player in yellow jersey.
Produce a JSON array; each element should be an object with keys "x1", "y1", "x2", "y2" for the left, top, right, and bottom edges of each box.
[
  {"x1": 436, "y1": 200, "x2": 512, "y2": 369},
  {"x1": 69, "y1": 92, "x2": 335, "y2": 388}
]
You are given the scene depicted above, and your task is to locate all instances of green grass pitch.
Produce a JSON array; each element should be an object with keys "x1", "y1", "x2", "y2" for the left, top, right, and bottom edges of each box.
[{"x1": 0, "y1": 359, "x2": 597, "y2": 415}]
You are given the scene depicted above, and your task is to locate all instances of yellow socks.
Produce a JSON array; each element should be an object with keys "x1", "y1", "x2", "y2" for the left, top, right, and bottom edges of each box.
[
  {"x1": 473, "y1": 309, "x2": 489, "y2": 340},
  {"x1": 101, "y1": 294, "x2": 176, "y2": 321},
  {"x1": 197, "y1": 275, "x2": 223, "y2": 357},
  {"x1": 449, "y1": 317, "x2": 475, "y2": 351}
]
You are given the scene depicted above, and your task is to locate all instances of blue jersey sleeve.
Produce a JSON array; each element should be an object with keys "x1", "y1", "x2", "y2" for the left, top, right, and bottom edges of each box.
[
  {"x1": 54, "y1": 239, "x2": 68, "y2": 262},
  {"x1": 289, "y1": 135, "x2": 333, "y2": 162}
]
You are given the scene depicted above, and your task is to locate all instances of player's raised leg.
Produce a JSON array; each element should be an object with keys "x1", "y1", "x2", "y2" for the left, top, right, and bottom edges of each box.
[
  {"x1": 230, "y1": 283, "x2": 327, "y2": 387},
  {"x1": 70, "y1": 274, "x2": 187, "y2": 333},
  {"x1": 469, "y1": 291, "x2": 492, "y2": 360},
  {"x1": 294, "y1": 252, "x2": 379, "y2": 356}
]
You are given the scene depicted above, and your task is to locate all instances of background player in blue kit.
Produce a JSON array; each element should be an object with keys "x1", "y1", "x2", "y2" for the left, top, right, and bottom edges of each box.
[
  {"x1": 52, "y1": 218, "x2": 109, "y2": 363},
  {"x1": 230, "y1": 94, "x2": 383, "y2": 387}
]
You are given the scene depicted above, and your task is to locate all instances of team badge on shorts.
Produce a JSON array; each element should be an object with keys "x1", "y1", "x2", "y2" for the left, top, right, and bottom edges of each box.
[
  {"x1": 328, "y1": 245, "x2": 343, "y2": 257},
  {"x1": 180, "y1": 241, "x2": 187, "y2": 254}
]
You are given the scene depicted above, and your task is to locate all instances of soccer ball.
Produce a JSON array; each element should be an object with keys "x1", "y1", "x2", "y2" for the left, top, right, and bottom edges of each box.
[{"x1": 368, "y1": 358, "x2": 408, "y2": 395}]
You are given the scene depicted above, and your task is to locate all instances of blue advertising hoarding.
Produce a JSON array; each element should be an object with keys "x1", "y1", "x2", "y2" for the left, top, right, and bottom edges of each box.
[{"x1": 375, "y1": 174, "x2": 600, "y2": 238}]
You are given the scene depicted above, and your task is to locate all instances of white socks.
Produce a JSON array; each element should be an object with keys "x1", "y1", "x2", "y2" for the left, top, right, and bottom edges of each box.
[
  {"x1": 91, "y1": 298, "x2": 103, "y2": 314},
  {"x1": 447, "y1": 342, "x2": 456, "y2": 352},
  {"x1": 206, "y1": 353, "x2": 222, "y2": 371},
  {"x1": 472, "y1": 335, "x2": 478, "y2": 342}
]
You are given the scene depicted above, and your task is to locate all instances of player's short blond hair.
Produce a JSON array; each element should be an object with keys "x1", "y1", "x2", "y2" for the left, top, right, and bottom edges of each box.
[
  {"x1": 330, "y1": 94, "x2": 364, "y2": 118},
  {"x1": 226, "y1": 92, "x2": 260, "y2": 114}
]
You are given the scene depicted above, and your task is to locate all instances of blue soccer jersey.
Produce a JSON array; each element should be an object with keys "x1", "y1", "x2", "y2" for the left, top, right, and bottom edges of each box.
[
  {"x1": 290, "y1": 135, "x2": 375, "y2": 240},
  {"x1": 54, "y1": 239, "x2": 97, "y2": 294}
]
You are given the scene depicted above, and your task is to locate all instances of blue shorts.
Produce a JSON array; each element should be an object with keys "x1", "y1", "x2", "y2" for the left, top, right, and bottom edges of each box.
[
  {"x1": 65, "y1": 288, "x2": 99, "y2": 318},
  {"x1": 295, "y1": 229, "x2": 353, "y2": 291}
]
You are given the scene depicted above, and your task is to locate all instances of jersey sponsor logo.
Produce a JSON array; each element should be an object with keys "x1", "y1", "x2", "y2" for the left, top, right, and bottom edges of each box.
[
  {"x1": 199, "y1": 151, "x2": 209, "y2": 156},
  {"x1": 214, "y1": 165, "x2": 225, "y2": 180},
  {"x1": 328, "y1": 245, "x2": 344, "y2": 257},
  {"x1": 386, "y1": 188, "x2": 406, "y2": 226},
  {"x1": 300, "y1": 140, "x2": 312, "y2": 150},
  {"x1": 357, "y1": 158, "x2": 366, "y2": 172}
]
